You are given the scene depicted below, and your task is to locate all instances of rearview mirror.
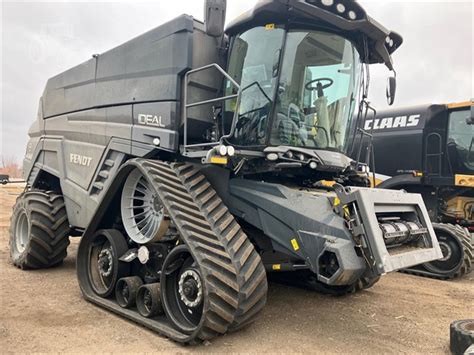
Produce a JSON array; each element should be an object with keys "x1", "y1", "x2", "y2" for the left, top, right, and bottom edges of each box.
[
  {"x1": 204, "y1": 0, "x2": 226, "y2": 37},
  {"x1": 386, "y1": 73, "x2": 397, "y2": 106}
]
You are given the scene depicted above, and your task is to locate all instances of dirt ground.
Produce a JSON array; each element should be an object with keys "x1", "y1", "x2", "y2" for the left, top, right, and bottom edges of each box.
[{"x1": 1, "y1": 184, "x2": 472, "y2": 353}]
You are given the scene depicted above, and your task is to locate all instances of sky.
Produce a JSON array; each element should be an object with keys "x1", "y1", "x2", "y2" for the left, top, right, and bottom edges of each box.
[{"x1": 1, "y1": 0, "x2": 473, "y2": 163}]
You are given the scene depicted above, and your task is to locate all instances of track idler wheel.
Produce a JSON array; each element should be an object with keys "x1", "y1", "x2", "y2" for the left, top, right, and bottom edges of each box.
[
  {"x1": 116, "y1": 276, "x2": 143, "y2": 308},
  {"x1": 161, "y1": 245, "x2": 204, "y2": 334},
  {"x1": 136, "y1": 283, "x2": 163, "y2": 318},
  {"x1": 85, "y1": 229, "x2": 130, "y2": 297}
]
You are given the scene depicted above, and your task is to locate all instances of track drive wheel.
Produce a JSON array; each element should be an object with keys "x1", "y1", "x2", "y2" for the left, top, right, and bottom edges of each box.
[
  {"x1": 421, "y1": 223, "x2": 473, "y2": 279},
  {"x1": 9, "y1": 190, "x2": 70, "y2": 269}
]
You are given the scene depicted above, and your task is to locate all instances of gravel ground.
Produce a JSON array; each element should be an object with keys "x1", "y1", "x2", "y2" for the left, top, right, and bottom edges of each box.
[{"x1": 1, "y1": 184, "x2": 473, "y2": 353}]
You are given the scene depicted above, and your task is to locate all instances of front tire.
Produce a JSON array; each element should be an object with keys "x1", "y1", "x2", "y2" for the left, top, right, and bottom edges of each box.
[
  {"x1": 9, "y1": 190, "x2": 71, "y2": 269},
  {"x1": 423, "y1": 223, "x2": 473, "y2": 279}
]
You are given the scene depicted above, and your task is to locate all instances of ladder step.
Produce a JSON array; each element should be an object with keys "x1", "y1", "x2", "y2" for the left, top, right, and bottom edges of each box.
[
  {"x1": 99, "y1": 171, "x2": 109, "y2": 179},
  {"x1": 104, "y1": 159, "x2": 115, "y2": 167},
  {"x1": 93, "y1": 182, "x2": 104, "y2": 190}
]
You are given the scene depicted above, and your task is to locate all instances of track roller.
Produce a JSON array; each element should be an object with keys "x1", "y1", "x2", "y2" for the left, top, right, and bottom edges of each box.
[
  {"x1": 136, "y1": 283, "x2": 163, "y2": 318},
  {"x1": 116, "y1": 277, "x2": 143, "y2": 308}
]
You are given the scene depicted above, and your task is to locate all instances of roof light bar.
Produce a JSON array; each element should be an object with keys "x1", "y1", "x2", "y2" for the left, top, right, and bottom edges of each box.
[{"x1": 305, "y1": 0, "x2": 360, "y2": 21}]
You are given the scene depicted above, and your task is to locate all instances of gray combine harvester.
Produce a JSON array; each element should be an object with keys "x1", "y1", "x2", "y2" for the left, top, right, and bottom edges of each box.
[{"x1": 10, "y1": 0, "x2": 442, "y2": 343}]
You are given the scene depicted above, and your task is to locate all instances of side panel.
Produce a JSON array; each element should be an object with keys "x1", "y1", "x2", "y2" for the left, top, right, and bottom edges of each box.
[
  {"x1": 42, "y1": 59, "x2": 97, "y2": 119},
  {"x1": 131, "y1": 102, "x2": 180, "y2": 153},
  {"x1": 41, "y1": 105, "x2": 132, "y2": 228},
  {"x1": 94, "y1": 19, "x2": 193, "y2": 107}
]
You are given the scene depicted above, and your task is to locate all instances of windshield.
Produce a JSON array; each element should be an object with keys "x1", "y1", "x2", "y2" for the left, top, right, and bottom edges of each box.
[
  {"x1": 226, "y1": 27, "x2": 361, "y2": 153},
  {"x1": 271, "y1": 31, "x2": 360, "y2": 152}
]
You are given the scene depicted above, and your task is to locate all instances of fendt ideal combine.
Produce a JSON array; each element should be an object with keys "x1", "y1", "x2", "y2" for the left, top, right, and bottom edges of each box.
[
  {"x1": 11, "y1": 0, "x2": 443, "y2": 343},
  {"x1": 354, "y1": 101, "x2": 473, "y2": 280}
]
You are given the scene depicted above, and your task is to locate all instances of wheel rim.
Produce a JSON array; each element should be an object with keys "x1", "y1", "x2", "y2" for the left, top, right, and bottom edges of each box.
[
  {"x1": 14, "y1": 211, "x2": 29, "y2": 253},
  {"x1": 161, "y1": 245, "x2": 204, "y2": 334},
  {"x1": 178, "y1": 269, "x2": 203, "y2": 308},
  {"x1": 424, "y1": 231, "x2": 462, "y2": 274},
  {"x1": 121, "y1": 169, "x2": 169, "y2": 244},
  {"x1": 89, "y1": 238, "x2": 115, "y2": 295}
]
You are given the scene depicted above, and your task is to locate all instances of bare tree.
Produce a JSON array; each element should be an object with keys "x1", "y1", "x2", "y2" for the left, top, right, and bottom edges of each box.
[{"x1": 0, "y1": 155, "x2": 22, "y2": 178}]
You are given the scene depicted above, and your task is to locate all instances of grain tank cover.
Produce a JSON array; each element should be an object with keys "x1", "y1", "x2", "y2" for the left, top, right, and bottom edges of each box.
[{"x1": 41, "y1": 15, "x2": 220, "y2": 119}]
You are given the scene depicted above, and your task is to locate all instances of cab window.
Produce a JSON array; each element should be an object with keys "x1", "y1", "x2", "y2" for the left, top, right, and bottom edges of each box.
[{"x1": 447, "y1": 108, "x2": 474, "y2": 173}]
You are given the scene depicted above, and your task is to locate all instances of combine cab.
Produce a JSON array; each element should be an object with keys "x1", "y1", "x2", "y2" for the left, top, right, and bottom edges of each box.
[{"x1": 10, "y1": 0, "x2": 442, "y2": 343}]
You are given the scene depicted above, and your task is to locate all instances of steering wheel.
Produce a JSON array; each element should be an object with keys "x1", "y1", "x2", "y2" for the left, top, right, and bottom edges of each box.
[{"x1": 305, "y1": 78, "x2": 334, "y2": 91}]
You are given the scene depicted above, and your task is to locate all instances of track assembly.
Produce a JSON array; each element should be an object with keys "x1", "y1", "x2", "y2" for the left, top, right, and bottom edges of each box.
[{"x1": 77, "y1": 159, "x2": 267, "y2": 343}]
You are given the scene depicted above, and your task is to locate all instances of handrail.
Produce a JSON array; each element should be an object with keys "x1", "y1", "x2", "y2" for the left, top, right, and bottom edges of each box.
[
  {"x1": 220, "y1": 80, "x2": 272, "y2": 144},
  {"x1": 182, "y1": 63, "x2": 240, "y2": 156}
]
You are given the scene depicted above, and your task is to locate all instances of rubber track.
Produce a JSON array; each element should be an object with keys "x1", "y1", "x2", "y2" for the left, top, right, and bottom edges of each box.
[
  {"x1": 9, "y1": 190, "x2": 70, "y2": 269},
  {"x1": 401, "y1": 223, "x2": 473, "y2": 280},
  {"x1": 140, "y1": 159, "x2": 267, "y2": 341}
]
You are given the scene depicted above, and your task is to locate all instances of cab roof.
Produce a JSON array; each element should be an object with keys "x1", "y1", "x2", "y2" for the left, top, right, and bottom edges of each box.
[{"x1": 226, "y1": 0, "x2": 403, "y2": 70}]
